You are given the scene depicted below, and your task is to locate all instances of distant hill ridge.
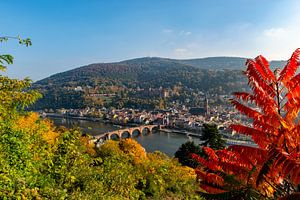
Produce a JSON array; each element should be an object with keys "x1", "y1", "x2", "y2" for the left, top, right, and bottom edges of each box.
[
  {"x1": 120, "y1": 56, "x2": 286, "y2": 70},
  {"x1": 35, "y1": 56, "x2": 286, "y2": 85},
  {"x1": 32, "y1": 56, "x2": 287, "y2": 110}
]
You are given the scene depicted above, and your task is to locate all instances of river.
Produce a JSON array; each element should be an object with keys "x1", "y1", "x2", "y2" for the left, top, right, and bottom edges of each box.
[{"x1": 50, "y1": 117, "x2": 203, "y2": 156}]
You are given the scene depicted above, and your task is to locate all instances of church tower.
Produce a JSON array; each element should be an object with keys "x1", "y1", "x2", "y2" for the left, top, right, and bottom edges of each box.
[{"x1": 204, "y1": 95, "x2": 209, "y2": 116}]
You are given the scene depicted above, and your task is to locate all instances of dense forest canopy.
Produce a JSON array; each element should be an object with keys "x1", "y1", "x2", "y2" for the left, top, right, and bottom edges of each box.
[
  {"x1": 31, "y1": 57, "x2": 272, "y2": 110},
  {"x1": 32, "y1": 57, "x2": 286, "y2": 110}
]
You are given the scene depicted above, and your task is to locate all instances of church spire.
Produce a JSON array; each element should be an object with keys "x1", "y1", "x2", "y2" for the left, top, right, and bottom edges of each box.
[{"x1": 205, "y1": 94, "x2": 209, "y2": 116}]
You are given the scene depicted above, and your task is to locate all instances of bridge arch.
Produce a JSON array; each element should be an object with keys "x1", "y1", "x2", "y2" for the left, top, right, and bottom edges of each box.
[
  {"x1": 94, "y1": 125, "x2": 161, "y2": 142},
  {"x1": 131, "y1": 129, "x2": 142, "y2": 137},
  {"x1": 109, "y1": 133, "x2": 120, "y2": 140},
  {"x1": 121, "y1": 131, "x2": 131, "y2": 139},
  {"x1": 141, "y1": 127, "x2": 151, "y2": 135},
  {"x1": 151, "y1": 125, "x2": 159, "y2": 132}
]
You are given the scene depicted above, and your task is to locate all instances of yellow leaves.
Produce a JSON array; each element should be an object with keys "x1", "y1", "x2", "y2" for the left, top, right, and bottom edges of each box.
[
  {"x1": 80, "y1": 136, "x2": 97, "y2": 156},
  {"x1": 279, "y1": 121, "x2": 290, "y2": 133},
  {"x1": 70, "y1": 175, "x2": 76, "y2": 183},
  {"x1": 42, "y1": 130, "x2": 59, "y2": 145},
  {"x1": 14, "y1": 112, "x2": 60, "y2": 145},
  {"x1": 99, "y1": 140, "x2": 123, "y2": 156},
  {"x1": 176, "y1": 165, "x2": 196, "y2": 179},
  {"x1": 15, "y1": 112, "x2": 39, "y2": 132},
  {"x1": 284, "y1": 107, "x2": 299, "y2": 124},
  {"x1": 260, "y1": 181, "x2": 275, "y2": 198},
  {"x1": 33, "y1": 153, "x2": 40, "y2": 161},
  {"x1": 148, "y1": 167, "x2": 156, "y2": 173},
  {"x1": 100, "y1": 139, "x2": 148, "y2": 164},
  {"x1": 22, "y1": 188, "x2": 42, "y2": 200},
  {"x1": 119, "y1": 139, "x2": 147, "y2": 163}
]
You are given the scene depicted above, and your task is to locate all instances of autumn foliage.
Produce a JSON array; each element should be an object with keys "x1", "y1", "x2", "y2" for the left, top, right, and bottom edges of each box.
[
  {"x1": 0, "y1": 37, "x2": 203, "y2": 199},
  {"x1": 192, "y1": 49, "x2": 300, "y2": 199}
]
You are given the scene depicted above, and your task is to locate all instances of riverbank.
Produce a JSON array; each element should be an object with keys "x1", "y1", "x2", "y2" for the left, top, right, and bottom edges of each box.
[
  {"x1": 43, "y1": 113, "x2": 103, "y2": 122},
  {"x1": 160, "y1": 128, "x2": 257, "y2": 147},
  {"x1": 48, "y1": 116, "x2": 195, "y2": 156},
  {"x1": 43, "y1": 113, "x2": 143, "y2": 127},
  {"x1": 160, "y1": 128, "x2": 201, "y2": 137},
  {"x1": 46, "y1": 114, "x2": 256, "y2": 148},
  {"x1": 45, "y1": 113, "x2": 202, "y2": 137}
]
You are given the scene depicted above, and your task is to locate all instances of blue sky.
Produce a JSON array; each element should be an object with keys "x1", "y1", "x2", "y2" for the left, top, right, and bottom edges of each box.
[{"x1": 1, "y1": 0, "x2": 300, "y2": 80}]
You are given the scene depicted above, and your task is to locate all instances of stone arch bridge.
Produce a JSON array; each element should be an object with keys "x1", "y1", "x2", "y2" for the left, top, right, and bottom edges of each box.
[{"x1": 93, "y1": 125, "x2": 162, "y2": 142}]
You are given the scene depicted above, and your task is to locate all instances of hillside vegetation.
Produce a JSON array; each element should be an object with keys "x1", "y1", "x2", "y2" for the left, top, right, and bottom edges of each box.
[
  {"x1": 0, "y1": 37, "x2": 203, "y2": 199},
  {"x1": 32, "y1": 57, "x2": 252, "y2": 110},
  {"x1": 33, "y1": 57, "x2": 286, "y2": 110}
]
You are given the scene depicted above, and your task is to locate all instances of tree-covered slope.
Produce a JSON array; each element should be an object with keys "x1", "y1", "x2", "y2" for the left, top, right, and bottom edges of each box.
[
  {"x1": 176, "y1": 57, "x2": 285, "y2": 70},
  {"x1": 35, "y1": 56, "x2": 286, "y2": 87},
  {"x1": 32, "y1": 57, "x2": 286, "y2": 109}
]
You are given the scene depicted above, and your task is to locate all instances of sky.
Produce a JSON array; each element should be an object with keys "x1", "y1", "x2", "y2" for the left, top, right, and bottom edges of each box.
[{"x1": 1, "y1": 0, "x2": 300, "y2": 81}]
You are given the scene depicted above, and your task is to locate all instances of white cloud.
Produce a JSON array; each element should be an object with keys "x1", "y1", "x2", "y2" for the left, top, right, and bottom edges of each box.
[
  {"x1": 162, "y1": 29, "x2": 173, "y2": 34},
  {"x1": 250, "y1": 2, "x2": 300, "y2": 59},
  {"x1": 263, "y1": 27, "x2": 286, "y2": 38},
  {"x1": 162, "y1": 2, "x2": 300, "y2": 60},
  {"x1": 255, "y1": 24, "x2": 300, "y2": 59},
  {"x1": 174, "y1": 48, "x2": 187, "y2": 53},
  {"x1": 179, "y1": 31, "x2": 191, "y2": 36},
  {"x1": 173, "y1": 48, "x2": 195, "y2": 58},
  {"x1": 162, "y1": 29, "x2": 191, "y2": 36}
]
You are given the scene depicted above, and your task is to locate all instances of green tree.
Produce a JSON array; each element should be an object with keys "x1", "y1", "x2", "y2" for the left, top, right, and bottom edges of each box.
[
  {"x1": 0, "y1": 37, "x2": 204, "y2": 199},
  {"x1": 0, "y1": 36, "x2": 40, "y2": 119},
  {"x1": 175, "y1": 141, "x2": 203, "y2": 168},
  {"x1": 97, "y1": 139, "x2": 203, "y2": 199},
  {"x1": 200, "y1": 123, "x2": 225, "y2": 150},
  {"x1": 0, "y1": 36, "x2": 100, "y2": 199},
  {"x1": 175, "y1": 124, "x2": 225, "y2": 168},
  {"x1": 0, "y1": 36, "x2": 44, "y2": 198}
]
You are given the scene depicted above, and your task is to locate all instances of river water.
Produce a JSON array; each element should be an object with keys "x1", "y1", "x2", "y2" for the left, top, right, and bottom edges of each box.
[{"x1": 50, "y1": 117, "x2": 202, "y2": 156}]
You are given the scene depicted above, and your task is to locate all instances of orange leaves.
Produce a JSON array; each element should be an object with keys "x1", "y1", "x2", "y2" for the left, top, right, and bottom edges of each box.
[
  {"x1": 255, "y1": 55, "x2": 276, "y2": 81},
  {"x1": 246, "y1": 58, "x2": 276, "y2": 97},
  {"x1": 193, "y1": 49, "x2": 300, "y2": 198},
  {"x1": 195, "y1": 169, "x2": 225, "y2": 187},
  {"x1": 232, "y1": 48, "x2": 300, "y2": 152},
  {"x1": 205, "y1": 174, "x2": 225, "y2": 188},
  {"x1": 200, "y1": 183, "x2": 226, "y2": 194},
  {"x1": 230, "y1": 99, "x2": 262, "y2": 120},
  {"x1": 228, "y1": 145, "x2": 267, "y2": 166},
  {"x1": 203, "y1": 147, "x2": 218, "y2": 162},
  {"x1": 279, "y1": 48, "x2": 300, "y2": 84},
  {"x1": 191, "y1": 153, "x2": 221, "y2": 171},
  {"x1": 229, "y1": 125, "x2": 270, "y2": 149},
  {"x1": 194, "y1": 147, "x2": 259, "y2": 193},
  {"x1": 268, "y1": 147, "x2": 300, "y2": 185},
  {"x1": 286, "y1": 73, "x2": 300, "y2": 90},
  {"x1": 194, "y1": 146, "x2": 270, "y2": 195}
]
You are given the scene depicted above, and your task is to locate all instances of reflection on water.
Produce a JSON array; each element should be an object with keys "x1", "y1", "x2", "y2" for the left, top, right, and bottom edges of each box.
[
  {"x1": 50, "y1": 117, "x2": 121, "y2": 135},
  {"x1": 49, "y1": 117, "x2": 202, "y2": 156},
  {"x1": 135, "y1": 131, "x2": 202, "y2": 157}
]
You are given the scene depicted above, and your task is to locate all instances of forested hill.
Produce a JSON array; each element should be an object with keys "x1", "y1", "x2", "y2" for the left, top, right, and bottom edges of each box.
[
  {"x1": 34, "y1": 56, "x2": 286, "y2": 86},
  {"x1": 34, "y1": 57, "x2": 249, "y2": 93},
  {"x1": 32, "y1": 56, "x2": 286, "y2": 110}
]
